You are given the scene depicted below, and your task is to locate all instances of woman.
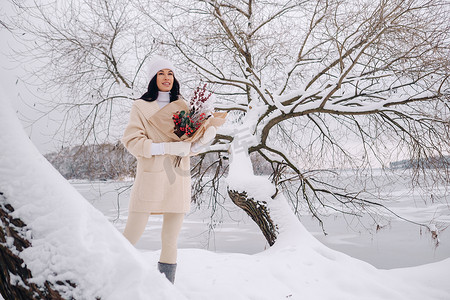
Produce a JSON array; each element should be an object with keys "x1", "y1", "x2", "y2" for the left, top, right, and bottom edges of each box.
[{"x1": 121, "y1": 56, "x2": 215, "y2": 283}]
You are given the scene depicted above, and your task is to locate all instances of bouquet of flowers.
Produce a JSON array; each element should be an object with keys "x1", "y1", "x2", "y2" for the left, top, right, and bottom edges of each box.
[{"x1": 172, "y1": 84, "x2": 215, "y2": 138}]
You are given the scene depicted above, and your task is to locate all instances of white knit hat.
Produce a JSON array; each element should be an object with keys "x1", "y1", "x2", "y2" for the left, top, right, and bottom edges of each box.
[{"x1": 147, "y1": 55, "x2": 176, "y2": 81}]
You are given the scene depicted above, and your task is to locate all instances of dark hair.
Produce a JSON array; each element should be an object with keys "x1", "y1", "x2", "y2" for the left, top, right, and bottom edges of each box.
[{"x1": 140, "y1": 74, "x2": 180, "y2": 102}]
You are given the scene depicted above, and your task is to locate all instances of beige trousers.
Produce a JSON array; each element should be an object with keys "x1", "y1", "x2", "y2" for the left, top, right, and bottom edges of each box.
[{"x1": 123, "y1": 212, "x2": 184, "y2": 264}]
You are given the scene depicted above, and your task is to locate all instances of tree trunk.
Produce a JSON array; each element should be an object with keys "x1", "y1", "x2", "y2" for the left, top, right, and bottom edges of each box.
[
  {"x1": 0, "y1": 192, "x2": 77, "y2": 300},
  {"x1": 227, "y1": 189, "x2": 278, "y2": 246}
]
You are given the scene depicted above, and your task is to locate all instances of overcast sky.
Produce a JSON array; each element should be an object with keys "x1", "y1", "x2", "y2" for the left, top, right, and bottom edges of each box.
[{"x1": 1, "y1": 2, "x2": 60, "y2": 154}]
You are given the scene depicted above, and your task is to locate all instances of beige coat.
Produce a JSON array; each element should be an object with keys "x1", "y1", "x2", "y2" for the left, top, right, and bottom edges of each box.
[{"x1": 121, "y1": 99, "x2": 192, "y2": 214}]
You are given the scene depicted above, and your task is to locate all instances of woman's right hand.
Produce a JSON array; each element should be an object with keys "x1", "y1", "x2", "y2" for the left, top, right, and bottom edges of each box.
[{"x1": 164, "y1": 141, "x2": 191, "y2": 157}]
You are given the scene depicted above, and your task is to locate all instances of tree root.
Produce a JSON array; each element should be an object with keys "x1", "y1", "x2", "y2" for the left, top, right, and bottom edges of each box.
[{"x1": 0, "y1": 191, "x2": 78, "y2": 300}]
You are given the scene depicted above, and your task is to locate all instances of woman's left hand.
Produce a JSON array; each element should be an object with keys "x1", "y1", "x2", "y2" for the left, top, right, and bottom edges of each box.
[
  {"x1": 191, "y1": 126, "x2": 216, "y2": 153},
  {"x1": 200, "y1": 126, "x2": 216, "y2": 145}
]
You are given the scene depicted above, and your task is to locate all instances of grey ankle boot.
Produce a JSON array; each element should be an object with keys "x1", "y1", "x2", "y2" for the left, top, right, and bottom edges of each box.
[{"x1": 158, "y1": 262, "x2": 177, "y2": 284}]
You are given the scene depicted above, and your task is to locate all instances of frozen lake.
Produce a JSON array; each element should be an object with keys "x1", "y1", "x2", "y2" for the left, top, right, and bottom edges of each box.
[{"x1": 72, "y1": 173, "x2": 450, "y2": 270}]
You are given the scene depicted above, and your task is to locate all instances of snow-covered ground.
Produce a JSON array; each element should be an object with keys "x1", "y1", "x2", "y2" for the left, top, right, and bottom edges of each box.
[{"x1": 1, "y1": 95, "x2": 450, "y2": 299}]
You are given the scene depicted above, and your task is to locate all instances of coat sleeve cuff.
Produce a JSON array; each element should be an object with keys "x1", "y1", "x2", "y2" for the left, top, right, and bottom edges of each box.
[{"x1": 143, "y1": 139, "x2": 154, "y2": 158}]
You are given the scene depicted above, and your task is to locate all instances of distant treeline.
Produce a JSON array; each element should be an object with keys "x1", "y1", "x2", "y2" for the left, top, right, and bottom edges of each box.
[
  {"x1": 45, "y1": 142, "x2": 137, "y2": 180},
  {"x1": 390, "y1": 155, "x2": 450, "y2": 169}
]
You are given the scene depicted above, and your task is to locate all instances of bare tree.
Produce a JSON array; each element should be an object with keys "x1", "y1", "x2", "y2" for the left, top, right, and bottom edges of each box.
[
  {"x1": 8, "y1": 0, "x2": 450, "y2": 246},
  {"x1": 142, "y1": 0, "x2": 449, "y2": 244},
  {"x1": 8, "y1": 0, "x2": 160, "y2": 146}
]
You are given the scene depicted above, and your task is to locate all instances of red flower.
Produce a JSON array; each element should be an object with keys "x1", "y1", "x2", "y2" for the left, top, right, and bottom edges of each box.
[{"x1": 173, "y1": 84, "x2": 213, "y2": 138}]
